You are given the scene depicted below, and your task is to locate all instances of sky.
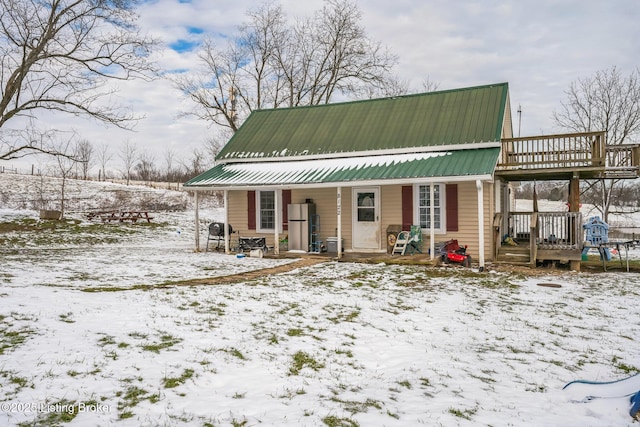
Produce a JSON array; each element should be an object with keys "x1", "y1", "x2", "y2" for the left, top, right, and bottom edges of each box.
[{"x1": 2, "y1": 0, "x2": 640, "y2": 175}]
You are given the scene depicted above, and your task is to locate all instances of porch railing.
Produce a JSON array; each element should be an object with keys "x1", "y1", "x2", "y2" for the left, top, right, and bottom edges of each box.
[
  {"x1": 497, "y1": 212, "x2": 583, "y2": 263},
  {"x1": 535, "y1": 212, "x2": 583, "y2": 250}
]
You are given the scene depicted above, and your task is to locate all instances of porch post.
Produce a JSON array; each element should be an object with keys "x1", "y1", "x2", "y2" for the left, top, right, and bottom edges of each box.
[
  {"x1": 430, "y1": 184, "x2": 435, "y2": 260},
  {"x1": 476, "y1": 180, "x2": 486, "y2": 271},
  {"x1": 194, "y1": 191, "x2": 200, "y2": 252},
  {"x1": 337, "y1": 186, "x2": 342, "y2": 259},
  {"x1": 224, "y1": 190, "x2": 230, "y2": 254},
  {"x1": 569, "y1": 176, "x2": 581, "y2": 271},
  {"x1": 274, "y1": 190, "x2": 280, "y2": 255},
  {"x1": 502, "y1": 181, "x2": 510, "y2": 238}
]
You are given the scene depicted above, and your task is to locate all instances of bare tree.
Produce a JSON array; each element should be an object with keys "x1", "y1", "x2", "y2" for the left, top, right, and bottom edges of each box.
[
  {"x1": 203, "y1": 135, "x2": 228, "y2": 163},
  {"x1": 0, "y1": 0, "x2": 157, "y2": 160},
  {"x1": 175, "y1": 0, "x2": 398, "y2": 133},
  {"x1": 119, "y1": 140, "x2": 137, "y2": 186},
  {"x1": 74, "y1": 139, "x2": 93, "y2": 180},
  {"x1": 362, "y1": 75, "x2": 410, "y2": 99},
  {"x1": 181, "y1": 147, "x2": 206, "y2": 178},
  {"x1": 553, "y1": 66, "x2": 640, "y2": 221},
  {"x1": 163, "y1": 147, "x2": 178, "y2": 182},
  {"x1": 420, "y1": 78, "x2": 440, "y2": 93},
  {"x1": 176, "y1": 40, "x2": 244, "y2": 132},
  {"x1": 96, "y1": 142, "x2": 113, "y2": 181},
  {"x1": 135, "y1": 150, "x2": 157, "y2": 183},
  {"x1": 53, "y1": 136, "x2": 80, "y2": 219}
]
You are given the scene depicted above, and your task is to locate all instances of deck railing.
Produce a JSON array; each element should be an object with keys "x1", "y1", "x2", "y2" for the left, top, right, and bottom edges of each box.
[
  {"x1": 602, "y1": 144, "x2": 640, "y2": 177},
  {"x1": 498, "y1": 131, "x2": 639, "y2": 178},
  {"x1": 498, "y1": 131, "x2": 605, "y2": 171}
]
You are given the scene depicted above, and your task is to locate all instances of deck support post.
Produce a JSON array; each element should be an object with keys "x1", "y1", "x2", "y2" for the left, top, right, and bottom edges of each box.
[{"x1": 569, "y1": 176, "x2": 581, "y2": 271}]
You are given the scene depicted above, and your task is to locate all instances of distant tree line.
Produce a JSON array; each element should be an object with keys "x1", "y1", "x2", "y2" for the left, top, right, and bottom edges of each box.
[
  {"x1": 10, "y1": 136, "x2": 224, "y2": 186},
  {"x1": 515, "y1": 180, "x2": 640, "y2": 210}
]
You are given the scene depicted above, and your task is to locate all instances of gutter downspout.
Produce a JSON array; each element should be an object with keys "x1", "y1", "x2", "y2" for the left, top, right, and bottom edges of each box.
[
  {"x1": 337, "y1": 187, "x2": 342, "y2": 259},
  {"x1": 224, "y1": 190, "x2": 230, "y2": 254},
  {"x1": 476, "y1": 180, "x2": 486, "y2": 271},
  {"x1": 274, "y1": 191, "x2": 280, "y2": 255},
  {"x1": 194, "y1": 191, "x2": 200, "y2": 252},
  {"x1": 430, "y1": 185, "x2": 435, "y2": 260}
]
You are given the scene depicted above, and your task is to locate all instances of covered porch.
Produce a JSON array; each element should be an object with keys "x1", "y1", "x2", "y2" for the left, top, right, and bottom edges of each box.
[{"x1": 183, "y1": 142, "x2": 503, "y2": 271}]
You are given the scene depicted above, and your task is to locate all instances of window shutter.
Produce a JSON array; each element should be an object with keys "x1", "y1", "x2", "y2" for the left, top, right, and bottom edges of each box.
[
  {"x1": 401, "y1": 186, "x2": 413, "y2": 230},
  {"x1": 282, "y1": 190, "x2": 291, "y2": 230},
  {"x1": 446, "y1": 184, "x2": 458, "y2": 232},
  {"x1": 247, "y1": 190, "x2": 256, "y2": 230}
]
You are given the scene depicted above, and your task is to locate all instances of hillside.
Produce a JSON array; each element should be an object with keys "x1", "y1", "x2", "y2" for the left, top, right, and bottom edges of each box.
[{"x1": 0, "y1": 173, "x2": 194, "y2": 213}]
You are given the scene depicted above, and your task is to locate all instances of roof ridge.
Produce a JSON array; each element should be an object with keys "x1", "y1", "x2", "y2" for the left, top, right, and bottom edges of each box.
[{"x1": 252, "y1": 82, "x2": 509, "y2": 113}]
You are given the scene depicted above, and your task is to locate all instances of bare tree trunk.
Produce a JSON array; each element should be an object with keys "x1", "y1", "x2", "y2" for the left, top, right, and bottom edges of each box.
[
  {"x1": 554, "y1": 67, "x2": 640, "y2": 221},
  {"x1": 173, "y1": 0, "x2": 399, "y2": 134},
  {"x1": 0, "y1": 0, "x2": 157, "y2": 161}
]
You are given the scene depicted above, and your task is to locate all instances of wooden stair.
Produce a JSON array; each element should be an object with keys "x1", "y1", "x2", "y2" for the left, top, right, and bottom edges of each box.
[{"x1": 496, "y1": 245, "x2": 531, "y2": 265}]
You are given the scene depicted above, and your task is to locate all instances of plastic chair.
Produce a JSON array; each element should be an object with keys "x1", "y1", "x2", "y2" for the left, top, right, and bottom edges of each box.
[
  {"x1": 392, "y1": 226, "x2": 422, "y2": 255},
  {"x1": 392, "y1": 231, "x2": 411, "y2": 255},
  {"x1": 406, "y1": 225, "x2": 423, "y2": 254}
]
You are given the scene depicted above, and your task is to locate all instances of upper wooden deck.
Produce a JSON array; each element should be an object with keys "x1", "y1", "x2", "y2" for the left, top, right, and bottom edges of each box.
[{"x1": 495, "y1": 131, "x2": 639, "y2": 180}]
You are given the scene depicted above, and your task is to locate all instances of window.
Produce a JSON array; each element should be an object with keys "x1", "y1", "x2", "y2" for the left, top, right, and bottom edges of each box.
[
  {"x1": 415, "y1": 184, "x2": 445, "y2": 233},
  {"x1": 258, "y1": 190, "x2": 275, "y2": 231},
  {"x1": 357, "y1": 192, "x2": 376, "y2": 222},
  {"x1": 255, "y1": 190, "x2": 284, "y2": 233}
]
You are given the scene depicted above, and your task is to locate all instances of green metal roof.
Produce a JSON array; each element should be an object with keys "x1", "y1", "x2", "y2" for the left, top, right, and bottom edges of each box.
[
  {"x1": 185, "y1": 148, "x2": 500, "y2": 188},
  {"x1": 216, "y1": 83, "x2": 509, "y2": 161}
]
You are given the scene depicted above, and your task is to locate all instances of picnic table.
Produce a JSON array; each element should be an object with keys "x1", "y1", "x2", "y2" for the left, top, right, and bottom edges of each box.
[{"x1": 87, "y1": 211, "x2": 154, "y2": 223}]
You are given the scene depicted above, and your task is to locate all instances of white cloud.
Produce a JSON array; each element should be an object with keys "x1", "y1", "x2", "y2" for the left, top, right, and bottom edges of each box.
[{"x1": 3, "y1": 0, "x2": 639, "y2": 173}]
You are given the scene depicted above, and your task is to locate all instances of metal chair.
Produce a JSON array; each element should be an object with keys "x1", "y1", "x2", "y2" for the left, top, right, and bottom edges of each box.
[{"x1": 206, "y1": 222, "x2": 232, "y2": 251}]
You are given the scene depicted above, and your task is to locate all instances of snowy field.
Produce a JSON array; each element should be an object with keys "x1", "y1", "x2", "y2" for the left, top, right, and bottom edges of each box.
[{"x1": 1, "y1": 174, "x2": 640, "y2": 426}]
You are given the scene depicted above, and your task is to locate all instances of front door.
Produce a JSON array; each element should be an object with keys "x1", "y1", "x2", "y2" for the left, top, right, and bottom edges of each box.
[{"x1": 352, "y1": 187, "x2": 380, "y2": 250}]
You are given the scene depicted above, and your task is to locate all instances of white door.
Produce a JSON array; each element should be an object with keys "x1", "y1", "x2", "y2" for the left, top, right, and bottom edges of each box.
[{"x1": 352, "y1": 187, "x2": 381, "y2": 250}]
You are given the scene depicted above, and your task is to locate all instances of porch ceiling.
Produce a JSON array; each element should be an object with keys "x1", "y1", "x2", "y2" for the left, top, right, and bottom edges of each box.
[{"x1": 184, "y1": 148, "x2": 500, "y2": 189}]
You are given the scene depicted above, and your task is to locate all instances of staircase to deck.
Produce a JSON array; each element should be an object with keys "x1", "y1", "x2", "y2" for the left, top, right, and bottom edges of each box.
[{"x1": 496, "y1": 245, "x2": 531, "y2": 265}]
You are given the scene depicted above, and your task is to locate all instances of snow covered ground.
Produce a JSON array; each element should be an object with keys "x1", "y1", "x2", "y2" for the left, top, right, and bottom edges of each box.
[{"x1": 1, "y1": 174, "x2": 640, "y2": 426}]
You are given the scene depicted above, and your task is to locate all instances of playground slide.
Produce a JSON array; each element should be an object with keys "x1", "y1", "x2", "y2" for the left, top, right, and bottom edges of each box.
[
  {"x1": 563, "y1": 373, "x2": 640, "y2": 398},
  {"x1": 563, "y1": 373, "x2": 640, "y2": 418},
  {"x1": 631, "y1": 392, "x2": 640, "y2": 418}
]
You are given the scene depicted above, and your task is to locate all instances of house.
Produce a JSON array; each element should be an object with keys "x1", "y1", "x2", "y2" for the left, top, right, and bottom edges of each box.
[{"x1": 184, "y1": 82, "x2": 639, "y2": 270}]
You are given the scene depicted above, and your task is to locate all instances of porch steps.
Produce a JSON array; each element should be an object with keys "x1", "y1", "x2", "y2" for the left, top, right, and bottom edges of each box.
[{"x1": 496, "y1": 245, "x2": 531, "y2": 265}]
